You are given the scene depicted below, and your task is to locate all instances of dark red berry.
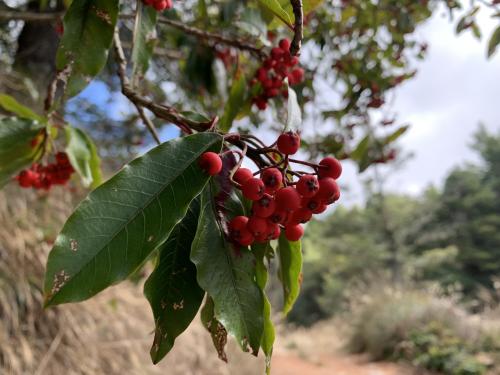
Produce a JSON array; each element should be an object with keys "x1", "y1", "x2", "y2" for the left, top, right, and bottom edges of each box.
[
  {"x1": 199, "y1": 152, "x2": 222, "y2": 176},
  {"x1": 269, "y1": 209, "x2": 288, "y2": 225},
  {"x1": 275, "y1": 186, "x2": 301, "y2": 211},
  {"x1": 277, "y1": 131, "x2": 301, "y2": 155},
  {"x1": 316, "y1": 177, "x2": 340, "y2": 201},
  {"x1": 261, "y1": 168, "x2": 283, "y2": 192},
  {"x1": 290, "y1": 68, "x2": 304, "y2": 83},
  {"x1": 266, "y1": 222, "x2": 281, "y2": 240},
  {"x1": 291, "y1": 208, "x2": 312, "y2": 224},
  {"x1": 296, "y1": 174, "x2": 319, "y2": 198},
  {"x1": 253, "y1": 194, "x2": 276, "y2": 218},
  {"x1": 318, "y1": 157, "x2": 342, "y2": 179},
  {"x1": 312, "y1": 203, "x2": 327, "y2": 214},
  {"x1": 247, "y1": 216, "x2": 268, "y2": 237},
  {"x1": 234, "y1": 168, "x2": 253, "y2": 185},
  {"x1": 285, "y1": 224, "x2": 304, "y2": 241},
  {"x1": 238, "y1": 230, "x2": 255, "y2": 246}
]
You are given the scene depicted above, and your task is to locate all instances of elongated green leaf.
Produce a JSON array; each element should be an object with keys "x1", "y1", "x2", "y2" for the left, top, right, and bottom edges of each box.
[
  {"x1": 65, "y1": 126, "x2": 103, "y2": 188},
  {"x1": 258, "y1": 0, "x2": 293, "y2": 28},
  {"x1": 200, "y1": 296, "x2": 228, "y2": 362},
  {"x1": 487, "y1": 25, "x2": 500, "y2": 58},
  {"x1": 144, "y1": 198, "x2": 204, "y2": 364},
  {"x1": 0, "y1": 94, "x2": 46, "y2": 122},
  {"x1": 131, "y1": 3, "x2": 158, "y2": 84},
  {"x1": 383, "y1": 125, "x2": 409, "y2": 145},
  {"x1": 56, "y1": 0, "x2": 119, "y2": 98},
  {"x1": 191, "y1": 186, "x2": 264, "y2": 354},
  {"x1": 0, "y1": 117, "x2": 44, "y2": 187},
  {"x1": 219, "y1": 73, "x2": 248, "y2": 132},
  {"x1": 253, "y1": 243, "x2": 275, "y2": 375},
  {"x1": 44, "y1": 133, "x2": 222, "y2": 306},
  {"x1": 277, "y1": 233, "x2": 302, "y2": 315}
]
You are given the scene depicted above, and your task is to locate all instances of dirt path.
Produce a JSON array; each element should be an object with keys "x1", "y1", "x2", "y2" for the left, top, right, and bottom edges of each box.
[{"x1": 272, "y1": 353, "x2": 417, "y2": 375}]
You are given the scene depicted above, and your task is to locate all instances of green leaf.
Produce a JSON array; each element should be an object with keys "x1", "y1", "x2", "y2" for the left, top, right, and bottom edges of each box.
[
  {"x1": 56, "y1": 0, "x2": 119, "y2": 98},
  {"x1": 144, "y1": 198, "x2": 204, "y2": 364},
  {"x1": 219, "y1": 72, "x2": 248, "y2": 132},
  {"x1": 286, "y1": 85, "x2": 302, "y2": 132},
  {"x1": 43, "y1": 132, "x2": 222, "y2": 306},
  {"x1": 131, "y1": 3, "x2": 158, "y2": 84},
  {"x1": 487, "y1": 26, "x2": 500, "y2": 58},
  {"x1": 383, "y1": 125, "x2": 409, "y2": 145},
  {"x1": 0, "y1": 94, "x2": 46, "y2": 122},
  {"x1": 0, "y1": 117, "x2": 45, "y2": 187},
  {"x1": 191, "y1": 186, "x2": 264, "y2": 355},
  {"x1": 277, "y1": 233, "x2": 302, "y2": 315},
  {"x1": 253, "y1": 243, "x2": 275, "y2": 375},
  {"x1": 65, "y1": 126, "x2": 103, "y2": 188},
  {"x1": 350, "y1": 135, "x2": 370, "y2": 161},
  {"x1": 200, "y1": 296, "x2": 228, "y2": 362},
  {"x1": 258, "y1": 0, "x2": 294, "y2": 29}
]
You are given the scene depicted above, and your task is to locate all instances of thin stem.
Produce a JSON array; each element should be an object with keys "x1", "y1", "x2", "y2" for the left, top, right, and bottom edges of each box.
[
  {"x1": 133, "y1": 103, "x2": 161, "y2": 145},
  {"x1": 290, "y1": 0, "x2": 304, "y2": 56},
  {"x1": 113, "y1": 30, "x2": 214, "y2": 134},
  {"x1": 0, "y1": 10, "x2": 63, "y2": 21}
]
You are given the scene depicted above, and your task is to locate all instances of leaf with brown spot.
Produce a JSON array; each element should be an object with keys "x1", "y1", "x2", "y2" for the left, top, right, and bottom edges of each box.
[
  {"x1": 144, "y1": 197, "x2": 204, "y2": 364},
  {"x1": 56, "y1": 0, "x2": 120, "y2": 98},
  {"x1": 200, "y1": 297, "x2": 228, "y2": 362}
]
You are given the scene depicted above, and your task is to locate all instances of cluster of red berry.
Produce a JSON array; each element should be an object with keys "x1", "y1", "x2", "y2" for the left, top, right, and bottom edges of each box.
[
  {"x1": 143, "y1": 0, "x2": 172, "y2": 11},
  {"x1": 251, "y1": 38, "x2": 305, "y2": 110},
  {"x1": 15, "y1": 152, "x2": 74, "y2": 190},
  {"x1": 198, "y1": 131, "x2": 342, "y2": 246}
]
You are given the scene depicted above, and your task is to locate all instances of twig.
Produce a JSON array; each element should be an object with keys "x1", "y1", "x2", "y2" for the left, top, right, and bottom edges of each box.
[
  {"x1": 113, "y1": 30, "x2": 213, "y2": 134},
  {"x1": 290, "y1": 0, "x2": 304, "y2": 56},
  {"x1": 121, "y1": 14, "x2": 266, "y2": 59},
  {"x1": 0, "y1": 10, "x2": 63, "y2": 21},
  {"x1": 133, "y1": 103, "x2": 161, "y2": 144}
]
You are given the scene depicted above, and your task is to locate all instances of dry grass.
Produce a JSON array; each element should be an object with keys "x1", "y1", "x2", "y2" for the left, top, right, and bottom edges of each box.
[{"x1": 0, "y1": 187, "x2": 263, "y2": 375}]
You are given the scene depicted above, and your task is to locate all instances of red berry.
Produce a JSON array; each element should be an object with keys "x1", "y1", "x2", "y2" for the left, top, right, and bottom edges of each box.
[
  {"x1": 238, "y1": 230, "x2": 255, "y2": 246},
  {"x1": 277, "y1": 131, "x2": 301, "y2": 155},
  {"x1": 269, "y1": 209, "x2": 288, "y2": 225},
  {"x1": 229, "y1": 216, "x2": 248, "y2": 231},
  {"x1": 199, "y1": 152, "x2": 222, "y2": 176},
  {"x1": 285, "y1": 224, "x2": 304, "y2": 241},
  {"x1": 279, "y1": 38, "x2": 291, "y2": 52},
  {"x1": 312, "y1": 203, "x2": 327, "y2": 214},
  {"x1": 253, "y1": 194, "x2": 276, "y2": 218},
  {"x1": 261, "y1": 168, "x2": 283, "y2": 192},
  {"x1": 318, "y1": 157, "x2": 342, "y2": 179},
  {"x1": 291, "y1": 208, "x2": 312, "y2": 224},
  {"x1": 275, "y1": 186, "x2": 301, "y2": 211},
  {"x1": 247, "y1": 216, "x2": 268, "y2": 237},
  {"x1": 234, "y1": 168, "x2": 253, "y2": 185},
  {"x1": 257, "y1": 67, "x2": 268, "y2": 82},
  {"x1": 242, "y1": 178, "x2": 265, "y2": 201},
  {"x1": 153, "y1": 0, "x2": 167, "y2": 10},
  {"x1": 56, "y1": 152, "x2": 70, "y2": 165},
  {"x1": 271, "y1": 47, "x2": 285, "y2": 59},
  {"x1": 165, "y1": 0, "x2": 173, "y2": 8},
  {"x1": 316, "y1": 178, "x2": 340, "y2": 201},
  {"x1": 229, "y1": 216, "x2": 254, "y2": 246},
  {"x1": 296, "y1": 174, "x2": 319, "y2": 198},
  {"x1": 17, "y1": 170, "x2": 35, "y2": 188},
  {"x1": 266, "y1": 222, "x2": 281, "y2": 240},
  {"x1": 291, "y1": 68, "x2": 304, "y2": 83},
  {"x1": 255, "y1": 98, "x2": 268, "y2": 110}
]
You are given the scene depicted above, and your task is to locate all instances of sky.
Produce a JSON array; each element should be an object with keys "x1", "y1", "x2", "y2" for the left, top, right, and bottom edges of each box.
[{"x1": 340, "y1": 6, "x2": 500, "y2": 204}]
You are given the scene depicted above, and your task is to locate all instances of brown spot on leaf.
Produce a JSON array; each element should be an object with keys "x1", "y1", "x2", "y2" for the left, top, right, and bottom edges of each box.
[
  {"x1": 51, "y1": 270, "x2": 70, "y2": 296},
  {"x1": 70, "y1": 239, "x2": 78, "y2": 252},
  {"x1": 147, "y1": 235, "x2": 154, "y2": 242},
  {"x1": 173, "y1": 300, "x2": 184, "y2": 310},
  {"x1": 92, "y1": 6, "x2": 112, "y2": 25}
]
